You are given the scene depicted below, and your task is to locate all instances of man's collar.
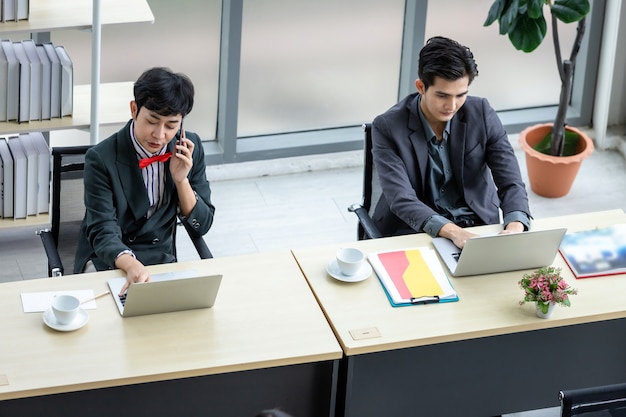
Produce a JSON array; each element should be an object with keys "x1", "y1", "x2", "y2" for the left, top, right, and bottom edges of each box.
[{"x1": 416, "y1": 95, "x2": 451, "y2": 142}]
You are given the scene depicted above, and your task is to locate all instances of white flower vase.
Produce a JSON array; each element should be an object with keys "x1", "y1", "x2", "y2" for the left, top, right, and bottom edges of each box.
[{"x1": 536, "y1": 302, "x2": 556, "y2": 319}]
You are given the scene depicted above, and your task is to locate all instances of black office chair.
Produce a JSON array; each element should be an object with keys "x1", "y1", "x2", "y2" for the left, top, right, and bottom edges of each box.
[
  {"x1": 560, "y1": 382, "x2": 626, "y2": 417},
  {"x1": 38, "y1": 146, "x2": 212, "y2": 277},
  {"x1": 348, "y1": 123, "x2": 383, "y2": 240}
]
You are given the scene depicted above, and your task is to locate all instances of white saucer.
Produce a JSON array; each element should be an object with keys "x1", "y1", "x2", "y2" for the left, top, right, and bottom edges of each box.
[
  {"x1": 43, "y1": 307, "x2": 89, "y2": 332},
  {"x1": 326, "y1": 259, "x2": 372, "y2": 283}
]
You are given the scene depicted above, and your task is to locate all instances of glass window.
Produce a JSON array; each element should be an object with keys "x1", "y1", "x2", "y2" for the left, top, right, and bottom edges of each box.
[
  {"x1": 52, "y1": 0, "x2": 221, "y2": 140},
  {"x1": 238, "y1": 0, "x2": 405, "y2": 137},
  {"x1": 425, "y1": 0, "x2": 578, "y2": 111}
]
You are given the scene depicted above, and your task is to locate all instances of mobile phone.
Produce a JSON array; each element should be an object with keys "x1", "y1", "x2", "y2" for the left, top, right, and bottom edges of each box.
[{"x1": 177, "y1": 119, "x2": 184, "y2": 153}]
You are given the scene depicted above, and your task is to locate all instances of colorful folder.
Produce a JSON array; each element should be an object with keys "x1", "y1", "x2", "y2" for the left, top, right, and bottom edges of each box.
[{"x1": 368, "y1": 247, "x2": 458, "y2": 307}]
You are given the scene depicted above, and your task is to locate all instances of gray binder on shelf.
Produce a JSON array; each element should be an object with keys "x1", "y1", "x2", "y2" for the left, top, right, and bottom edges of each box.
[
  {"x1": 29, "y1": 132, "x2": 50, "y2": 214},
  {"x1": 1, "y1": 40, "x2": 19, "y2": 121},
  {"x1": 55, "y1": 45, "x2": 73, "y2": 117},
  {"x1": 22, "y1": 40, "x2": 41, "y2": 121},
  {"x1": 16, "y1": 0, "x2": 29, "y2": 21},
  {"x1": 2, "y1": 0, "x2": 16, "y2": 22},
  {"x1": 6, "y1": 136, "x2": 26, "y2": 219},
  {"x1": 0, "y1": 44, "x2": 8, "y2": 122},
  {"x1": 36, "y1": 45, "x2": 52, "y2": 120},
  {"x1": 11, "y1": 42, "x2": 30, "y2": 123},
  {"x1": 43, "y1": 43, "x2": 61, "y2": 119},
  {"x1": 19, "y1": 133, "x2": 39, "y2": 216},
  {"x1": 0, "y1": 137, "x2": 14, "y2": 218}
]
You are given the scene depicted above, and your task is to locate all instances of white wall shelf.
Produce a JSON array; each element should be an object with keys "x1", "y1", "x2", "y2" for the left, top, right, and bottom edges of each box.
[
  {"x1": 0, "y1": 82, "x2": 134, "y2": 135},
  {"x1": 0, "y1": 0, "x2": 154, "y2": 35},
  {"x1": 0, "y1": 0, "x2": 153, "y2": 226}
]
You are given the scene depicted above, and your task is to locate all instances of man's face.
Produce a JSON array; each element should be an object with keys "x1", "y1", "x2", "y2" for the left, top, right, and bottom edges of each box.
[
  {"x1": 131, "y1": 101, "x2": 182, "y2": 153},
  {"x1": 416, "y1": 75, "x2": 469, "y2": 126}
]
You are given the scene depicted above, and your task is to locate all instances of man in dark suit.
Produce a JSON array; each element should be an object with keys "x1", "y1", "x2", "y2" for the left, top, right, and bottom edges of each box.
[
  {"x1": 74, "y1": 67, "x2": 215, "y2": 293},
  {"x1": 371, "y1": 36, "x2": 530, "y2": 249}
]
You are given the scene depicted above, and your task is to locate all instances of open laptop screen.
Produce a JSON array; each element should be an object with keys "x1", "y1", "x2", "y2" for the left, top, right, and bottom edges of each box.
[{"x1": 108, "y1": 270, "x2": 222, "y2": 317}]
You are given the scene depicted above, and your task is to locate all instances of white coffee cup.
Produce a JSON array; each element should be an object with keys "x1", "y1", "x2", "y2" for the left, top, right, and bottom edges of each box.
[
  {"x1": 51, "y1": 294, "x2": 80, "y2": 325},
  {"x1": 336, "y1": 247, "x2": 365, "y2": 276}
]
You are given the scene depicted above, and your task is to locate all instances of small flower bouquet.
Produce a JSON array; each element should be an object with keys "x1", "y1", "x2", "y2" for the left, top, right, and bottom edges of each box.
[{"x1": 519, "y1": 266, "x2": 578, "y2": 315}]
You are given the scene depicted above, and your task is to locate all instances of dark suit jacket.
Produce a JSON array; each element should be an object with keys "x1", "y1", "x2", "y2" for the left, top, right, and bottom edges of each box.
[
  {"x1": 74, "y1": 120, "x2": 215, "y2": 273},
  {"x1": 371, "y1": 93, "x2": 530, "y2": 237}
]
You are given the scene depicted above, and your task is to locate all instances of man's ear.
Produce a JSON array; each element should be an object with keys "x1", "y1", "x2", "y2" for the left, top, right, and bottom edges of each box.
[
  {"x1": 415, "y1": 79, "x2": 425, "y2": 95},
  {"x1": 130, "y1": 101, "x2": 138, "y2": 119}
]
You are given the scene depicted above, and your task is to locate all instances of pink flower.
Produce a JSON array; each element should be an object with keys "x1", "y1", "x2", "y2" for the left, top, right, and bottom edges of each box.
[{"x1": 519, "y1": 267, "x2": 577, "y2": 308}]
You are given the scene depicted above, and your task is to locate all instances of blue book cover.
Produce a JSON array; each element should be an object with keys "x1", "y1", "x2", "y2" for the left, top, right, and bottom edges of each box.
[{"x1": 559, "y1": 224, "x2": 626, "y2": 278}]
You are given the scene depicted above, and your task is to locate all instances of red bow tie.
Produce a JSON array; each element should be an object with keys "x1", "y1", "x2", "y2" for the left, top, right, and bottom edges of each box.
[{"x1": 138, "y1": 152, "x2": 172, "y2": 168}]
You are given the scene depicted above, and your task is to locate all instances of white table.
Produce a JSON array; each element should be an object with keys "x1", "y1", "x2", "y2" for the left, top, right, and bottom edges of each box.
[
  {"x1": 292, "y1": 210, "x2": 626, "y2": 417},
  {"x1": 0, "y1": 251, "x2": 342, "y2": 417}
]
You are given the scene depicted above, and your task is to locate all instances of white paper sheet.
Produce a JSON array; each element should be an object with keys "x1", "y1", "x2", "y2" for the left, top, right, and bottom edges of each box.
[{"x1": 20, "y1": 290, "x2": 99, "y2": 312}]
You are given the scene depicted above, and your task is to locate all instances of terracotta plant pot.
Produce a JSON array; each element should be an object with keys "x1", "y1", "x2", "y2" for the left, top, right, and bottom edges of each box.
[{"x1": 518, "y1": 123, "x2": 594, "y2": 198}]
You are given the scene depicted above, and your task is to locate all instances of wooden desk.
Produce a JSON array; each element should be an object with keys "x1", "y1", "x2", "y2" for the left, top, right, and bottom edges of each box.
[
  {"x1": 0, "y1": 251, "x2": 342, "y2": 417},
  {"x1": 292, "y1": 210, "x2": 626, "y2": 417}
]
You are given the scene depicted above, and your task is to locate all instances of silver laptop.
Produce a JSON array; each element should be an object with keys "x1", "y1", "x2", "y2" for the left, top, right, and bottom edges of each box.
[
  {"x1": 432, "y1": 228, "x2": 567, "y2": 277},
  {"x1": 107, "y1": 270, "x2": 222, "y2": 317}
]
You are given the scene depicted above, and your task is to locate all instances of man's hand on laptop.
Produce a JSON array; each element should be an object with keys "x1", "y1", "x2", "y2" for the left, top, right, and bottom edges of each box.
[
  {"x1": 439, "y1": 223, "x2": 479, "y2": 249},
  {"x1": 115, "y1": 255, "x2": 151, "y2": 295},
  {"x1": 500, "y1": 221, "x2": 525, "y2": 234}
]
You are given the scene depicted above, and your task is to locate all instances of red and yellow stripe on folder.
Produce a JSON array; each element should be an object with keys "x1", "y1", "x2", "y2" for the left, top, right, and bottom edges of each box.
[{"x1": 377, "y1": 249, "x2": 444, "y2": 298}]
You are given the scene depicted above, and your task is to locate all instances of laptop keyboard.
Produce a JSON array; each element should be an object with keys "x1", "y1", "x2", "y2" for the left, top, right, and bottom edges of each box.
[
  {"x1": 116, "y1": 270, "x2": 199, "y2": 308},
  {"x1": 452, "y1": 252, "x2": 461, "y2": 262}
]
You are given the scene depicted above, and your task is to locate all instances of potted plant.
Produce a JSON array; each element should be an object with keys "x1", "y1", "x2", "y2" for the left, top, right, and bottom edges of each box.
[
  {"x1": 484, "y1": 0, "x2": 594, "y2": 197},
  {"x1": 519, "y1": 266, "x2": 578, "y2": 318}
]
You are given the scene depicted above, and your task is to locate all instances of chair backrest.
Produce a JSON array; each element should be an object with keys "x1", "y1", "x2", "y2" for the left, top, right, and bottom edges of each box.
[
  {"x1": 357, "y1": 123, "x2": 382, "y2": 240},
  {"x1": 560, "y1": 382, "x2": 626, "y2": 417},
  {"x1": 50, "y1": 146, "x2": 92, "y2": 276}
]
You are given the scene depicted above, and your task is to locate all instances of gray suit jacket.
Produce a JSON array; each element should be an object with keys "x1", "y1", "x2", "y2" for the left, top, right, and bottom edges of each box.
[
  {"x1": 74, "y1": 120, "x2": 215, "y2": 273},
  {"x1": 371, "y1": 93, "x2": 530, "y2": 237}
]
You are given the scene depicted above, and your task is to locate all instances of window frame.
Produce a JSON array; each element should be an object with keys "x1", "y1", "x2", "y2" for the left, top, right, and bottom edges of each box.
[{"x1": 206, "y1": 0, "x2": 605, "y2": 165}]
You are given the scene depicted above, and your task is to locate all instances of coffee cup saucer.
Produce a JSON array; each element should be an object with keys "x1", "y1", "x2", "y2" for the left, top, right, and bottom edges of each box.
[
  {"x1": 43, "y1": 307, "x2": 89, "y2": 332},
  {"x1": 326, "y1": 259, "x2": 372, "y2": 283}
]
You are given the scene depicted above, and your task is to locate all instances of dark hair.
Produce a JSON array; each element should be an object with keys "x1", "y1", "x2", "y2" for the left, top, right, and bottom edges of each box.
[
  {"x1": 133, "y1": 67, "x2": 194, "y2": 117},
  {"x1": 418, "y1": 36, "x2": 478, "y2": 89}
]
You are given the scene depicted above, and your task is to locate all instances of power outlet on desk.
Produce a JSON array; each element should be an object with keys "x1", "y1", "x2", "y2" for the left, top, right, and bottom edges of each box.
[{"x1": 350, "y1": 327, "x2": 381, "y2": 340}]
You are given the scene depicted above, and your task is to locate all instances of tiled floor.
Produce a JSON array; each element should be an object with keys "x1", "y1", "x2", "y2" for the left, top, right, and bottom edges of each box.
[{"x1": 1, "y1": 134, "x2": 625, "y2": 416}]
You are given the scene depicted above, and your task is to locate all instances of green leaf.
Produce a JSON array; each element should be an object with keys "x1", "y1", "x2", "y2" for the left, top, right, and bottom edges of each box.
[
  {"x1": 508, "y1": 14, "x2": 546, "y2": 52},
  {"x1": 551, "y1": 0, "x2": 590, "y2": 23},
  {"x1": 484, "y1": 0, "x2": 507, "y2": 26},
  {"x1": 499, "y1": 0, "x2": 520, "y2": 35},
  {"x1": 526, "y1": 0, "x2": 545, "y2": 19}
]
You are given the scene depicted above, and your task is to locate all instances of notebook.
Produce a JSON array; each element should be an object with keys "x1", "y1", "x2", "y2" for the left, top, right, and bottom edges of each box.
[
  {"x1": 107, "y1": 270, "x2": 222, "y2": 317},
  {"x1": 432, "y1": 228, "x2": 567, "y2": 277}
]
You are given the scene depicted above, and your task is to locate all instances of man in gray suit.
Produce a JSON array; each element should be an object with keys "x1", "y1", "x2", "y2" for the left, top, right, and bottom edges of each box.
[
  {"x1": 371, "y1": 36, "x2": 530, "y2": 249},
  {"x1": 75, "y1": 67, "x2": 215, "y2": 293}
]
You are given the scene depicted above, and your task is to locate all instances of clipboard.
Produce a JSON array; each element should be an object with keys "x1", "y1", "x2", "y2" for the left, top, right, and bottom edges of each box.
[{"x1": 368, "y1": 247, "x2": 458, "y2": 307}]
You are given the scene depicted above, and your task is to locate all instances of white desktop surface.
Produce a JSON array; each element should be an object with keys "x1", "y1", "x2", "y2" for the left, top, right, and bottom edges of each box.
[
  {"x1": 292, "y1": 210, "x2": 626, "y2": 356},
  {"x1": 0, "y1": 251, "x2": 342, "y2": 400}
]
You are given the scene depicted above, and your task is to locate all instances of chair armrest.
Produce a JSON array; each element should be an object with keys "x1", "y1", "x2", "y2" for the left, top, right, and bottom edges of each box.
[
  {"x1": 348, "y1": 204, "x2": 383, "y2": 240},
  {"x1": 37, "y1": 229, "x2": 64, "y2": 277},
  {"x1": 179, "y1": 217, "x2": 213, "y2": 259}
]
